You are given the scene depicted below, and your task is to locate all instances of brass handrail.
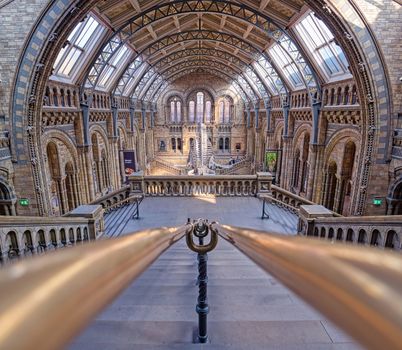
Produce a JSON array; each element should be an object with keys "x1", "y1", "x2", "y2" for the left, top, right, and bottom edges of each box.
[
  {"x1": 211, "y1": 223, "x2": 402, "y2": 350},
  {"x1": 0, "y1": 225, "x2": 190, "y2": 350}
]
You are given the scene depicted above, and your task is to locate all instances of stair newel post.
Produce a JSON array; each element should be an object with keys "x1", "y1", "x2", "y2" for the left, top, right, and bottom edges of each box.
[{"x1": 186, "y1": 219, "x2": 218, "y2": 344}]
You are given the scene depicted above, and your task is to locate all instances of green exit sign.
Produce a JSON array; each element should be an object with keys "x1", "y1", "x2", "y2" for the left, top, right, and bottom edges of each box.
[
  {"x1": 19, "y1": 199, "x2": 30, "y2": 207},
  {"x1": 373, "y1": 198, "x2": 382, "y2": 206}
]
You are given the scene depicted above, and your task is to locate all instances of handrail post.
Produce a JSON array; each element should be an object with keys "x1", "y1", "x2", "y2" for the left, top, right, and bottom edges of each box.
[
  {"x1": 197, "y1": 248, "x2": 208, "y2": 343},
  {"x1": 186, "y1": 219, "x2": 218, "y2": 344}
]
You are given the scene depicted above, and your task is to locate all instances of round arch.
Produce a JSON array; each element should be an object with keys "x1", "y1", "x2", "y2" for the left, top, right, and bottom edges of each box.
[{"x1": 9, "y1": 0, "x2": 392, "y2": 216}]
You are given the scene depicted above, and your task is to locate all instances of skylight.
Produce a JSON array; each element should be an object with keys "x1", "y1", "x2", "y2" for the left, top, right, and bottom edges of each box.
[
  {"x1": 269, "y1": 44, "x2": 304, "y2": 89},
  {"x1": 295, "y1": 12, "x2": 350, "y2": 78},
  {"x1": 53, "y1": 16, "x2": 102, "y2": 78},
  {"x1": 97, "y1": 45, "x2": 130, "y2": 89}
]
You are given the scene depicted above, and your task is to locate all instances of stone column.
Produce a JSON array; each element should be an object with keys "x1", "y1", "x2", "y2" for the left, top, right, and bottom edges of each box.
[
  {"x1": 280, "y1": 136, "x2": 292, "y2": 190},
  {"x1": 321, "y1": 171, "x2": 329, "y2": 206},
  {"x1": 84, "y1": 148, "x2": 95, "y2": 202},
  {"x1": 333, "y1": 177, "x2": 344, "y2": 213}
]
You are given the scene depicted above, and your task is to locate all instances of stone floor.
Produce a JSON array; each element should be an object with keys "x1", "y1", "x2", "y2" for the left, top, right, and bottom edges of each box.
[
  {"x1": 122, "y1": 197, "x2": 298, "y2": 234},
  {"x1": 68, "y1": 197, "x2": 363, "y2": 350}
]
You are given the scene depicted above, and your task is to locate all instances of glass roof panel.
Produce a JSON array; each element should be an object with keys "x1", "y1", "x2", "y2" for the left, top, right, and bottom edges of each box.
[
  {"x1": 52, "y1": 15, "x2": 103, "y2": 80},
  {"x1": 295, "y1": 12, "x2": 350, "y2": 79},
  {"x1": 269, "y1": 44, "x2": 304, "y2": 89},
  {"x1": 75, "y1": 17, "x2": 99, "y2": 48}
]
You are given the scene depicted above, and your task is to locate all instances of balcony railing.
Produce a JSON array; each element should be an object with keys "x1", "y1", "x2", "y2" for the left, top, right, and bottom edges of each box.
[
  {"x1": 129, "y1": 172, "x2": 273, "y2": 197},
  {"x1": 299, "y1": 209, "x2": 402, "y2": 250},
  {"x1": 0, "y1": 206, "x2": 104, "y2": 263}
]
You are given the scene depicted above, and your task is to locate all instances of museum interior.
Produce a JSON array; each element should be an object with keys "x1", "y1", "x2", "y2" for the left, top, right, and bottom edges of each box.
[{"x1": 0, "y1": 0, "x2": 401, "y2": 349}]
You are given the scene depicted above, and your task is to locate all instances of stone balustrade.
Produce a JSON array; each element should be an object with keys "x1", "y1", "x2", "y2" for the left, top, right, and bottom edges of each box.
[
  {"x1": 298, "y1": 205, "x2": 402, "y2": 251},
  {"x1": 128, "y1": 172, "x2": 273, "y2": 197},
  {"x1": 90, "y1": 186, "x2": 131, "y2": 209},
  {"x1": 271, "y1": 185, "x2": 316, "y2": 209},
  {"x1": 0, "y1": 205, "x2": 104, "y2": 264},
  {"x1": 267, "y1": 186, "x2": 343, "y2": 218}
]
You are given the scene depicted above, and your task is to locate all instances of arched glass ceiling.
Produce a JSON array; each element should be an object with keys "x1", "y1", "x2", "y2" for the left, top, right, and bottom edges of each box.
[{"x1": 51, "y1": 7, "x2": 351, "y2": 105}]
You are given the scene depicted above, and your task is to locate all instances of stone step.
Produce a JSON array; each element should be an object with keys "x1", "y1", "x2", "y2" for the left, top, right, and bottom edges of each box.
[
  {"x1": 69, "y1": 320, "x2": 361, "y2": 350},
  {"x1": 105, "y1": 204, "x2": 131, "y2": 233},
  {"x1": 68, "y1": 198, "x2": 359, "y2": 350},
  {"x1": 95, "y1": 304, "x2": 321, "y2": 322}
]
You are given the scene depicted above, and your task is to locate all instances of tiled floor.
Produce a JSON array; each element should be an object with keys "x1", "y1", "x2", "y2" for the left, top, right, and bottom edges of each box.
[{"x1": 68, "y1": 197, "x2": 363, "y2": 350}]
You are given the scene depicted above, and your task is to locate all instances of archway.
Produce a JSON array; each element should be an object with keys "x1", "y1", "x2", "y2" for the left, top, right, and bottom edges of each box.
[
  {"x1": 6, "y1": 231, "x2": 19, "y2": 259},
  {"x1": 357, "y1": 229, "x2": 368, "y2": 245},
  {"x1": 65, "y1": 162, "x2": 78, "y2": 212},
  {"x1": 0, "y1": 181, "x2": 16, "y2": 216},
  {"x1": 385, "y1": 230, "x2": 400, "y2": 250},
  {"x1": 47, "y1": 142, "x2": 65, "y2": 215},
  {"x1": 387, "y1": 179, "x2": 402, "y2": 215},
  {"x1": 370, "y1": 230, "x2": 382, "y2": 247},
  {"x1": 322, "y1": 161, "x2": 337, "y2": 211},
  {"x1": 336, "y1": 228, "x2": 343, "y2": 241},
  {"x1": 22, "y1": 230, "x2": 34, "y2": 254},
  {"x1": 339, "y1": 141, "x2": 356, "y2": 215},
  {"x1": 346, "y1": 229, "x2": 354, "y2": 243}
]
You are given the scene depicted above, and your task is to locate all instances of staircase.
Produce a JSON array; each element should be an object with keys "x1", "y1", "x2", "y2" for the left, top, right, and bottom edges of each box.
[
  {"x1": 152, "y1": 158, "x2": 183, "y2": 176},
  {"x1": 217, "y1": 157, "x2": 251, "y2": 175},
  {"x1": 69, "y1": 236, "x2": 358, "y2": 349},
  {"x1": 104, "y1": 200, "x2": 143, "y2": 238}
]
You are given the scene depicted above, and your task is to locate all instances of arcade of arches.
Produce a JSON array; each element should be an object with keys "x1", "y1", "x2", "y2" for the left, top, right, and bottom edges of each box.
[{"x1": 0, "y1": 0, "x2": 400, "y2": 219}]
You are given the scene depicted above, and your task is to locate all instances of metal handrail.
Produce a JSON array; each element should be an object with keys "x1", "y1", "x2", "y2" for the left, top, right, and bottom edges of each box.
[
  {"x1": 0, "y1": 225, "x2": 190, "y2": 350},
  {"x1": 211, "y1": 223, "x2": 402, "y2": 350}
]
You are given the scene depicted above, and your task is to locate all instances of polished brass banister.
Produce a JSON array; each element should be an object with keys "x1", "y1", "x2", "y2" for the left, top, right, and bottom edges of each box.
[
  {"x1": 0, "y1": 225, "x2": 190, "y2": 350},
  {"x1": 211, "y1": 223, "x2": 402, "y2": 350}
]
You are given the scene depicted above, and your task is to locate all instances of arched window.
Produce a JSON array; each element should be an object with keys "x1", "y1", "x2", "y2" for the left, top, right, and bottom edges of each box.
[
  {"x1": 219, "y1": 138, "x2": 224, "y2": 151},
  {"x1": 205, "y1": 101, "x2": 212, "y2": 123},
  {"x1": 170, "y1": 101, "x2": 176, "y2": 122},
  {"x1": 224, "y1": 100, "x2": 231, "y2": 124},
  {"x1": 176, "y1": 101, "x2": 182, "y2": 122},
  {"x1": 219, "y1": 101, "x2": 225, "y2": 123},
  {"x1": 225, "y1": 138, "x2": 230, "y2": 152},
  {"x1": 189, "y1": 101, "x2": 195, "y2": 123},
  {"x1": 170, "y1": 98, "x2": 182, "y2": 123},
  {"x1": 196, "y1": 92, "x2": 204, "y2": 123}
]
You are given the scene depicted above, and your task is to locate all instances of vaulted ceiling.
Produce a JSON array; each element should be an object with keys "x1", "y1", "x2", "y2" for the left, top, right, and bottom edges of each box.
[{"x1": 53, "y1": 0, "x2": 349, "y2": 104}]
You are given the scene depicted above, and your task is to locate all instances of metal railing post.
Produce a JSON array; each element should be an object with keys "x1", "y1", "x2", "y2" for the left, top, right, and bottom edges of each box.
[
  {"x1": 197, "y1": 249, "x2": 208, "y2": 343},
  {"x1": 186, "y1": 219, "x2": 218, "y2": 344}
]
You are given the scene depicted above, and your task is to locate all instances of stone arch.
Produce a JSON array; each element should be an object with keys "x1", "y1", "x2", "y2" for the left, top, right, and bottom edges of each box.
[
  {"x1": 0, "y1": 177, "x2": 16, "y2": 216},
  {"x1": 8, "y1": 0, "x2": 390, "y2": 219},
  {"x1": 346, "y1": 229, "x2": 355, "y2": 243},
  {"x1": 184, "y1": 85, "x2": 217, "y2": 103},
  {"x1": 90, "y1": 127, "x2": 110, "y2": 194},
  {"x1": 358, "y1": 229, "x2": 368, "y2": 245},
  {"x1": 370, "y1": 229, "x2": 382, "y2": 247},
  {"x1": 328, "y1": 228, "x2": 335, "y2": 240},
  {"x1": 323, "y1": 129, "x2": 361, "y2": 214},
  {"x1": 385, "y1": 230, "x2": 400, "y2": 250},
  {"x1": 36, "y1": 229, "x2": 47, "y2": 252},
  {"x1": 5, "y1": 231, "x2": 19, "y2": 259},
  {"x1": 387, "y1": 175, "x2": 402, "y2": 215},
  {"x1": 336, "y1": 228, "x2": 343, "y2": 241}
]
